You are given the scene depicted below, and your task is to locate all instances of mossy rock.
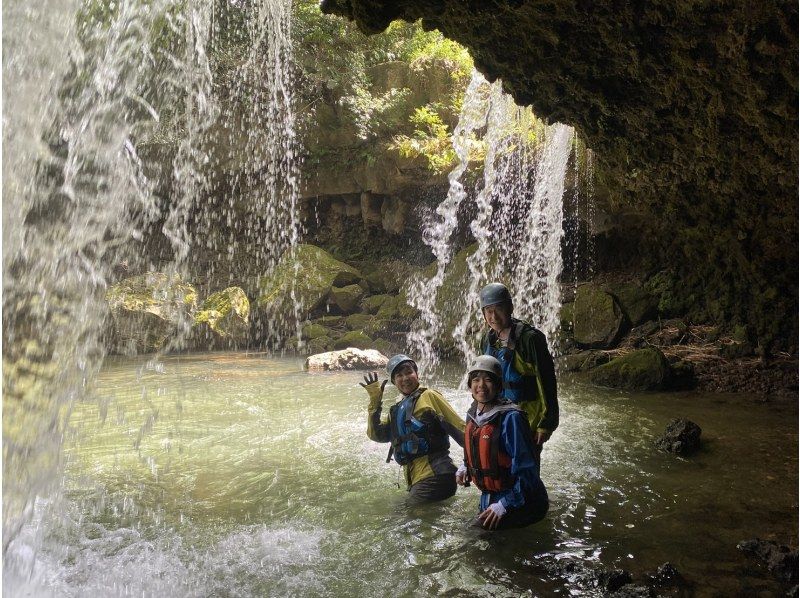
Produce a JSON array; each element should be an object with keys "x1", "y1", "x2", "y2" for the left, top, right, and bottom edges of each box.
[
  {"x1": 362, "y1": 294, "x2": 392, "y2": 314},
  {"x1": 332, "y1": 270, "x2": 361, "y2": 287},
  {"x1": 330, "y1": 284, "x2": 366, "y2": 313},
  {"x1": 573, "y1": 284, "x2": 625, "y2": 349},
  {"x1": 345, "y1": 313, "x2": 374, "y2": 330},
  {"x1": 307, "y1": 336, "x2": 332, "y2": 354},
  {"x1": 318, "y1": 315, "x2": 344, "y2": 327},
  {"x1": 364, "y1": 260, "x2": 421, "y2": 294},
  {"x1": 373, "y1": 338, "x2": 396, "y2": 356},
  {"x1": 607, "y1": 282, "x2": 658, "y2": 327},
  {"x1": 559, "y1": 350, "x2": 611, "y2": 372},
  {"x1": 193, "y1": 287, "x2": 250, "y2": 347},
  {"x1": 105, "y1": 272, "x2": 198, "y2": 354},
  {"x1": 302, "y1": 323, "x2": 330, "y2": 340},
  {"x1": 589, "y1": 348, "x2": 671, "y2": 391},
  {"x1": 257, "y1": 244, "x2": 361, "y2": 319},
  {"x1": 333, "y1": 330, "x2": 374, "y2": 350},
  {"x1": 560, "y1": 302, "x2": 575, "y2": 332},
  {"x1": 644, "y1": 270, "x2": 695, "y2": 318}
]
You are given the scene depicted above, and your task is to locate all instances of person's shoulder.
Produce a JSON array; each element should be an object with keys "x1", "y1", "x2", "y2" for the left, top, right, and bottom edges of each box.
[
  {"x1": 514, "y1": 319, "x2": 547, "y2": 344},
  {"x1": 417, "y1": 387, "x2": 445, "y2": 404}
]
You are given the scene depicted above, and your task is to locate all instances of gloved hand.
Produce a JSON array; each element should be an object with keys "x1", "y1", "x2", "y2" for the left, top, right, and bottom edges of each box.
[
  {"x1": 359, "y1": 371, "x2": 387, "y2": 403},
  {"x1": 456, "y1": 463, "x2": 468, "y2": 486},
  {"x1": 477, "y1": 501, "x2": 506, "y2": 530}
]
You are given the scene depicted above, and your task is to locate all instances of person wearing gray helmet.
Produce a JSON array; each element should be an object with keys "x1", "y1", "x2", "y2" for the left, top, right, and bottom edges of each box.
[
  {"x1": 478, "y1": 282, "x2": 558, "y2": 451},
  {"x1": 456, "y1": 355, "x2": 549, "y2": 530},
  {"x1": 360, "y1": 354, "x2": 465, "y2": 504}
]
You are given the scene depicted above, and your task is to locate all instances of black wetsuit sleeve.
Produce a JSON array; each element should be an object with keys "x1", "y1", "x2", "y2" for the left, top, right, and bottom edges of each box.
[{"x1": 532, "y1": 329, "x2": 559, "y2": 432}]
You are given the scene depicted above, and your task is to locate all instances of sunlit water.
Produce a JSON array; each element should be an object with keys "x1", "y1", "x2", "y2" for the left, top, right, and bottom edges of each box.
[{"x1": 15, "y1": 353, "x2": 797, "y2": 596}]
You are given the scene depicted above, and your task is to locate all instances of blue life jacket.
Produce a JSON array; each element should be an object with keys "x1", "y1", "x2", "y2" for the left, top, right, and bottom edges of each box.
[
  {"x1": 484, "y1": 321, "x2": 540, "y2": 404},
  {"x1": 387, "y1": 388, "x2": 448, "y2": 465}
]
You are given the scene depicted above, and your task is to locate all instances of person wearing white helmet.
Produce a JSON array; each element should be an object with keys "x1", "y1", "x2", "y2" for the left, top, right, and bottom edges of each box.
[
  {"x1": 360, "y1": 354, "x2": 465, "y2": 504},
  {"x1": 478, "y1": 282, "x2": 559, "y2": 450},
  {"x1": 456, "y1": 355, "x2": 549, "y2": 530}
]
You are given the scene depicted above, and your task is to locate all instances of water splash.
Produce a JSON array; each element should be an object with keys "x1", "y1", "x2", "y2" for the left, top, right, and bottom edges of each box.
[{"x1": 2, "y1": 0, "x2": 303, "y2": 587}]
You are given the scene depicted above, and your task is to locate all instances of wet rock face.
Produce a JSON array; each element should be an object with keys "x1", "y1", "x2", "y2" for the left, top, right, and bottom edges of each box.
[
  {"x1": 655, "y1": 418, "x2": 703, "y2": 455},
  {"x1": 572, "y1": 284, "x2": 625, "y2": 348},
  {"x1": 321, "y1": 0, "x2": 798, "y2": 351}
]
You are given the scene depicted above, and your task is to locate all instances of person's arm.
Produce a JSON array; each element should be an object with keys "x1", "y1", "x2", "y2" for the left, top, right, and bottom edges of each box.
[
  {"x1": 495, "y1": 411, "x2": 541, "y2": 510},
  {"x1": 520, "y1": 328, "x2": 559, "y2": 437},
  {"x1": 361, "y1": 373, "x2": 391, "y2": 443},
  {"x1": 418, "y1": 390, "x2": 466, "y2": 447}
]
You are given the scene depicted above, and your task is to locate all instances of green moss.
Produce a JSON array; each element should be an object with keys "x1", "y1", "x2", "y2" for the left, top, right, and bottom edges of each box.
[
  {"x1": 302, "y1": 323, "x2": 330, "y2": 340},
  {"x1": 257, "y1": 244, "x2": 361, "y2": 314},
  {"x1": 345, "y1": 313, "x2": 374, "y2": 330},
  {"x1": 333, "y1": 330, "x2": 374, "y2": 350},
  {"x1": 362, "y1": 294, "x2": 392, "y2": 313},
  {"x1": 589, "y1": 348, "x2": 671, "y2": 391}
]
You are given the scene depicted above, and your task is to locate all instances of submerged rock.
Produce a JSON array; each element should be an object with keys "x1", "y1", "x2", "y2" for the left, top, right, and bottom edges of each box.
[
  {"x1": 305, "y1": 348, "x2": 388, "y2": 371},
  {"x1": 589, "y1": 347, "x2": 671, "y2": 390},
  {"x1": 106, "y1": 272, "x2": 198, "y2": 354},
  {"x1": 573, "y1": 284, "x2": 626, "y2": 348},
  {"x1": 738, "y1": 539, "x2": 799, "y2": 585},
  {"x1": 655, "y1": 418, "x2": 702, "y2": 455}
]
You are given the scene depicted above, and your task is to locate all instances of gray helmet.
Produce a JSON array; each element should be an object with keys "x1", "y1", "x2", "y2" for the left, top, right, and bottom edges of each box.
[
  {"x1": 479, "y1": 282, "x2": 512, "y2": 309},
  {"x1": 467, "y1": 355, "x2": 503, "y2": 383},
  {"x1": 387, "y1": 354, "x2": 417, "y2": 381}
]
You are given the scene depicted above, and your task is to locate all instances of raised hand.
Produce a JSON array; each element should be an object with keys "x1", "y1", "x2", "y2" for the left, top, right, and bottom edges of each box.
[{"x1": 360, "y1": 371, "x2": 387, "y2": 400}]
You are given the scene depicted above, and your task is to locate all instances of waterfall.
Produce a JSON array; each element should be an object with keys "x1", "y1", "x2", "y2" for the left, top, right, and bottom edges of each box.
[
  {"x1": 407, "y1": 70, "x2": 576, "y2": 375},
  {"x1": 2, "y1": 0, "x2": 301, "y2": 588}
]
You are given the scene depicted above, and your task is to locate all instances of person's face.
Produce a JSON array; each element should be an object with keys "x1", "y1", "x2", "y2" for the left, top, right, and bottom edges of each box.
[
  {"x1": 470, "y1": 372, "x2": 498, "y2": 404},
  {"x1": 482, "y1": 301, "x2": 512, "y2": 333},
  {"x1": 392, "y1": 363, "x2": 419, "y2": 395}
]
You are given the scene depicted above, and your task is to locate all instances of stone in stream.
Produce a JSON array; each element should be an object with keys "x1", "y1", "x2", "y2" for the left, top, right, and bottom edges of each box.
[
  {"x1": 192, "y1": 286, "x2": 250, "y2": 348},
  {"x1": 573, "y1": 283, "x2": 626, "y2": 349},
  {"x1": 305, "y1": 348, "x2": 388, "y2": 371},
  {"x1": 737, "y1": 539, "x2": 799, "y2": 585},
  {"x1": 589, "y1": 347, "x2": 671, "y2": 390},
  {"x1": 105, "y1": 272, "x2": 198, "y2": 354},
  {"x1": 655, "y1": 418, "x2": 702, "y2": 455}
]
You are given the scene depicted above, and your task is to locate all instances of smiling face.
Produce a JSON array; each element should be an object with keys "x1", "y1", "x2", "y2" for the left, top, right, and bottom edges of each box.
[
  {"x1": 469, "y1": 372, "x2": 499, "y2": 404},
  {"x1": 482, "y1": 301, "x2": 512, "y2": 334},
  {"x1": 392, "y1": 362, "x2": 420, "y2": 396}
]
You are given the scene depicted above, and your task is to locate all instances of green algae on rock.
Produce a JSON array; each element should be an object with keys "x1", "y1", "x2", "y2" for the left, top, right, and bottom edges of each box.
[
  {"x1": 194, "y1": 287, "x2": 250, "y2": 343},
  {"x1": 589, "y1": 348, "x2": 672, "y2": 391},
  {"x1": 106, "y1": 272, "x2": 198, "y2": 354},
  {"x1": 257, "y1": 244, "x2": 362, "y2": 317},
  {"x1": 573, "y1": 284, "x2": 625, "y2": 349}
]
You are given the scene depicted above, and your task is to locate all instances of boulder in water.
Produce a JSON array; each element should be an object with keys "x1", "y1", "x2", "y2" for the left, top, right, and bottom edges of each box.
[
  {"x1": 305, "y1": 348, "x2": 388, "y2": 371},
  {"x1": 589, "y1": 347, "x2": 671, "y2": 390},
  {"x1": 106, "y1": 272, "x2": 198, "y2": 354},
  {"x1": 192, "y1": 286, "x2": 250, "y2": 348},
  {"x1": 655, "y1": 418, "x2": 702, "y2": 455},
  {"x1": 257, "y1": 244, "x2": 361, "y2": 319},
  {"x1": 573, "y1": 283, "x2": 626, "y2": 348},
  {"x1": 737, "y1": 539, "x2": 799, "y2": 585}
]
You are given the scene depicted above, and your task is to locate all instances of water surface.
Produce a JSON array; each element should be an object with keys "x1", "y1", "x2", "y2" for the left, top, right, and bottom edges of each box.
[{"x1": 22, "y1": 352, "x2": 798, "y2": 596}]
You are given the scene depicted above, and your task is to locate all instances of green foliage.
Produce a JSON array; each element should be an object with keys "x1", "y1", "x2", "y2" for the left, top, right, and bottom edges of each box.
[{"x1": 391, "y1": 105, "x2": 456, "y2": 173}]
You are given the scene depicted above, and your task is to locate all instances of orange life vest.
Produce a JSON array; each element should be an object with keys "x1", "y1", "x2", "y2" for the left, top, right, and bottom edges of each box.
[{"x1": 464, "y1": 411, "x2": 515, "y2": 493}]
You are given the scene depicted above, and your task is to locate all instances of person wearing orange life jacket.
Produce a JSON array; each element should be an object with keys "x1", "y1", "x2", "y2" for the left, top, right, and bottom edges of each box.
[
  {"x1": 456, "y1": 355, "x2": 549, "y2": 530},
  {"x1": 479, "y1": 282, "x2": 559, "y2": 450},
  {"x1": 361, "y1": 354, "x2": 465, "y2": 504}
]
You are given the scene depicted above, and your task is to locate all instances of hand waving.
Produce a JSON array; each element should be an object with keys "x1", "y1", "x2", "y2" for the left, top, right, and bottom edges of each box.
[
  {"x1": 360, "y1": 371, "x2": 387, "y2": 400},
  {"x1": 360, "y1": 371, "x2": 387, "y2": 390}
]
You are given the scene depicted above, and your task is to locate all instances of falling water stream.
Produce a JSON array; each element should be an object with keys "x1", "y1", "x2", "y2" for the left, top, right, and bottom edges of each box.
[{"x1": 3, "y1": 4, "x2": 797, "y2": 597}]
